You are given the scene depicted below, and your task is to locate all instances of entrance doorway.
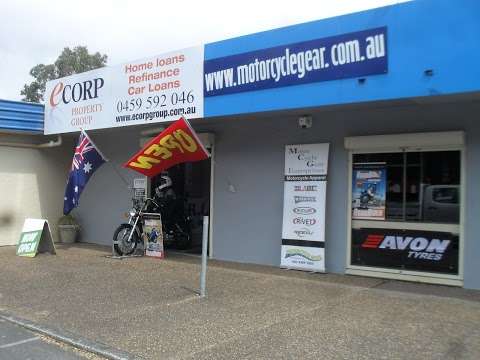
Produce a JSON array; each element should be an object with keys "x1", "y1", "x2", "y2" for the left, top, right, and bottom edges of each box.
[{"x1": 149, "y1": 134, "x2": 213, "y2": 255}]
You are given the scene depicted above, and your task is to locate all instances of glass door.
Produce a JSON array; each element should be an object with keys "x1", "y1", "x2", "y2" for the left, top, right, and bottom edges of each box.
[{"x1": 350, "y1": 150, "x2": 461, "y2": 276}]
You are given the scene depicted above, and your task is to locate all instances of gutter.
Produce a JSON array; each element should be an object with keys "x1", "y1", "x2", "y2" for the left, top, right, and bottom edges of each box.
[{"x1": 0, "y1": 135, "x2": 62, "y2": 148}]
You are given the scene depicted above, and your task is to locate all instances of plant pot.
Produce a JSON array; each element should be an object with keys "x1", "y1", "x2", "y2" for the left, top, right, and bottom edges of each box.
[{"x1": 58, "y1": 224, "x2": 79, "y2": 244}]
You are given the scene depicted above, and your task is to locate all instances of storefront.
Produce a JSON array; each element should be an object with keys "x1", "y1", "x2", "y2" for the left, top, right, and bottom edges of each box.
[
  {"x1": 346, "y1": 132, "x2": 464, "y2": 286},
  {"x1": 42, "y1": 0, "x2": 480, "y2": 289}
]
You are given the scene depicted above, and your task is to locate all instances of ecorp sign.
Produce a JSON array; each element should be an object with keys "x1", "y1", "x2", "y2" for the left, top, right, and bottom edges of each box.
[{"x1": 44, "y1": 46, "x2": 204, "y2": 134}]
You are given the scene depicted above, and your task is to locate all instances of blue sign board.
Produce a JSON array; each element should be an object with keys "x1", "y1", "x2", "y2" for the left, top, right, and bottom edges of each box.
[{"x1": 204, "y1": 27, "x2": 387, "y2": 97}]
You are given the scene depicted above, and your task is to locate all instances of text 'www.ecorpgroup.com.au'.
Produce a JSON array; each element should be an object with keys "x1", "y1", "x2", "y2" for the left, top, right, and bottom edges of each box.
[{"x1": 115, "y1": 106, "x2": 197, "y2": 123}]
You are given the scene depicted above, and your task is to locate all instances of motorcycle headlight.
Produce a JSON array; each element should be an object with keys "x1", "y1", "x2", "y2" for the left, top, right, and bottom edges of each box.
[{"x1": 129, "y1": 210, "x2": 136, "y2": 217}]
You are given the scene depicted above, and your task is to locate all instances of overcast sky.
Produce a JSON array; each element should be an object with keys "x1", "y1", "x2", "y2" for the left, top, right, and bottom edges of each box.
[{"x1": 0, "y1": 0, "x2": 408, "y2": 101}]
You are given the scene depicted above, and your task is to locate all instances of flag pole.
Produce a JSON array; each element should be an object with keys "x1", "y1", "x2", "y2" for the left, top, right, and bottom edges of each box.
[
  {"x1": 81, "y1": 129, "x2": 130, "y2": 189},
  {"x1": 108, "y1": 162, "x2": 131, "y2": 188}
]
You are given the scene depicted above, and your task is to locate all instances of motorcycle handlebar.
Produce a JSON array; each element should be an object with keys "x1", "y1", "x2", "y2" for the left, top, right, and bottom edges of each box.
[{"x1": 141, "y1": 197, "x2": 160, "y2": 211}]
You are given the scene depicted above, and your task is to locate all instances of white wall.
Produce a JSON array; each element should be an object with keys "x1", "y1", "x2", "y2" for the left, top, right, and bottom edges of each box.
[{"x1": 0, "y1": 136, "x2": 72, "y2": 245}]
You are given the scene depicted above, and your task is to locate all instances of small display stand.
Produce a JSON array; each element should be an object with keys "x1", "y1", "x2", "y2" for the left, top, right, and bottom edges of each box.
[
  {"x1": 17, "y1": 218, "x2": 56, "y2": 257},
  {"x1": 143, "y1": 213, "x2": 164, "y2": 258}
]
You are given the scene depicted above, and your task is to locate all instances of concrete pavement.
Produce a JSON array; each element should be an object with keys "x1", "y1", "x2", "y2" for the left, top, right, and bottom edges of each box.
[
  {"x1": 0, "y1": 318, "x2": 88, "y2": 360},
  {"x1": 0, "y1": 244, "x2": 479, "y2": 359}
]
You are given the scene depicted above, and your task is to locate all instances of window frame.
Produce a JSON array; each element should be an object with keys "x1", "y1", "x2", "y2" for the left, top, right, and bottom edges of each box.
[{"x1": 345, "y1": 140, "x2": 465, "y2": 286}]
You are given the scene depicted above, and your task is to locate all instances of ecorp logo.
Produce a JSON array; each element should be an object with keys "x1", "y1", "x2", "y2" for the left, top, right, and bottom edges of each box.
[
  {"x1": 294, "y1": 196, "x2": 316, "y2": 204},
  {"x1": 49, "y1": 78, "x2": 105, "y2": 107},
  {"x1": 293, "y1": 228, "x2": 313, "y2": 238},
  {"x1": 362, "y1": 234, "x2": 451, "y2": 261},
  {"x1": 293, "y1": 207, "x2": 316, "y2": 215}
]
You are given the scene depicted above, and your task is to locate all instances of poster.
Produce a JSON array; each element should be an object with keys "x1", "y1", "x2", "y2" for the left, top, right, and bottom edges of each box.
[
  {"x1": 44, "y1": 46, "x2": 204, "y2": 134},
  {"x1": 352, "y1": 165, "x2": 386, "y2": 220},
  {"x1": 143, "y1": 214, "x2": 164, "y2": 258},
  {"x1": 281, "y1": 143, "x2": 329, "y2": 272}
]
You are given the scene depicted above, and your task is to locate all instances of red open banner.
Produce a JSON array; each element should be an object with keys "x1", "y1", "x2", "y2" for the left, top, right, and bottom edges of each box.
[{"x1": 124, "y1": 117, "x2": 210, "y2": 177}]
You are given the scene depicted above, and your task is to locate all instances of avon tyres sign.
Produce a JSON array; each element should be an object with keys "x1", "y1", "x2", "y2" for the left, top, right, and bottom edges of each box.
[
  {"x1": 281, "y1": 143, "x2": 329, "y2": 272},
  {"x1": 124, "y1": 117, "x2": 209, "y2": 177},
  {"x1": 204, "y1": 27, "x2": 387, "y2": 97},
  {"x1": 351, "y1": 228, "x2": 459, "y2": 274}
]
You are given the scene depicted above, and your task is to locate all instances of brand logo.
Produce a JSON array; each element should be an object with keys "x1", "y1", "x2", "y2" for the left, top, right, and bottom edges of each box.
[
  {"x1": 293, "y1": 228, "x2": 313, "y2": 238},
  {"x1": 294, "y1": 196, "x2": 316, "y2": 204},
  {"x1": 356, "y1": 170, "x2": 381, "y2": 180},
  {"x1": 362, "y1": 234, "x2": 451, "y2": 261},
  {"x1": 49, "y1": 78, "x2": 105, "y2": 107},
  {"x1": 288, "y1": 147, "x2": 321, "y2": 168},
  {"x1": 293, "y1": 207, "x2": 316, "y2": 215},
  {"x1": 293, "y1": 217, "x2": 316, "y2": 226},
  {"x1": 294, "y1": 185, "x2": 317, "y2": 192},
  {"x1": 285, "y1": 248, "x2": 322, "y2": 262}
]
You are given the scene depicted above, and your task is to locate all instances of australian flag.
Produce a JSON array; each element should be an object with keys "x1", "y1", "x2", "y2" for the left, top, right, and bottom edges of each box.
[{"x1": 64, "y1": 130, "x2": 107, "y2": 215}]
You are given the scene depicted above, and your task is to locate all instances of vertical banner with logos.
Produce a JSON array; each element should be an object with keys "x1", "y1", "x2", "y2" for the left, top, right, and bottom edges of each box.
[{"x1": 281, "y1": 143, "x2": 329, "y2": 272}]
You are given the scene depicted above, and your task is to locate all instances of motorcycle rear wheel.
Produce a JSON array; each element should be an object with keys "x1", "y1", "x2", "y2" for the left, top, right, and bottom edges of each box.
[{"x1": 113, "y1": 223, "x2": 140, "y2": 256}]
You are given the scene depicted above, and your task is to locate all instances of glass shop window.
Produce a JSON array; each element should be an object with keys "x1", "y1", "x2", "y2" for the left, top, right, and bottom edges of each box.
[{"x1": 352, "y1": 151, "x2": 460, "y2": 224}]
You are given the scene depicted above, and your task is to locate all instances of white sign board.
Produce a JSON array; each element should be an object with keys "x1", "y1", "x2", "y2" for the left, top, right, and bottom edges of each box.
[
  {"x1": 281, "y1": 143, "x2": 329, "y2": 272},
  {"x1": 143, "y1": 215, "x2": 164, "y2": 259},
  {"x1": 16, "y1": 218, "x2": 56, "y2": 257},
  {"x1": 44, "y1": 46, "x2": 204, "y2": 134}
]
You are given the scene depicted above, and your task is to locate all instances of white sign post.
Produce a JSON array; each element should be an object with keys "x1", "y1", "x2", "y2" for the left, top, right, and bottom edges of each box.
[
  {"x1": 281, "y1": 143, "x2": 329, "y2": 272},
  {"x1": 44, "y1": 46, "x2": 204, "y2": 134}
]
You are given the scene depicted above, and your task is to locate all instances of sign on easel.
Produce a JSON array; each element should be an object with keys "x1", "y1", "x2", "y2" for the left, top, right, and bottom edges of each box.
[
  {"x1": 143, "y1": 213, "x2": 164, "y2": 258},
  {"x1": 16, "y1": 219, "x2": 56, "y2": 257}
]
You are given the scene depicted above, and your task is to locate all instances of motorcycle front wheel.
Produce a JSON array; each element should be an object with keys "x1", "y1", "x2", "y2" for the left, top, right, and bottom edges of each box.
[{"x1": 113, "y1": 223, "x2": 140, "y2": 256}]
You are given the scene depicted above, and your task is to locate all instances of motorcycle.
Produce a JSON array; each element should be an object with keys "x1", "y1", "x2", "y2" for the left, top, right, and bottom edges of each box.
[
  {"x1": 113, "y1": 187, "x2": 191, "y2": 256},
  {"x1": 359, "y1": 184, "x2": 378, "y2": 209}
]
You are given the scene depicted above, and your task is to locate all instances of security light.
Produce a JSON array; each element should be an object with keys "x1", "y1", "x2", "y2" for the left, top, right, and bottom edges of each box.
[{"x1": 298, "y1": 115, "x2": 312, "y2": 129}]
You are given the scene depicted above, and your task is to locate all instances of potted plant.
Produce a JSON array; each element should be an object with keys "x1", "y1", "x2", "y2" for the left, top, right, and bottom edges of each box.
[{"x1": 57, "y1": 214, "x2": 80, "y2": 244}]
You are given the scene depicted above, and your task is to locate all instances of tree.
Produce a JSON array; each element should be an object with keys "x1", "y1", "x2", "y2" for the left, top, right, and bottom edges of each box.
[{"x1": 21, "y1": 46, "x2": 108, "y2": 103}]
